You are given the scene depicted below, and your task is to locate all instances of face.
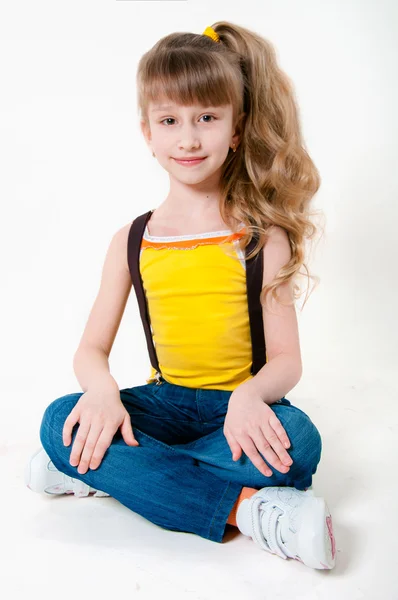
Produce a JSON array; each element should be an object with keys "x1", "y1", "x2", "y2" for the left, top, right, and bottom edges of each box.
[{"x1": 141, "y1": 100, "x2": 242, "y2": 184}]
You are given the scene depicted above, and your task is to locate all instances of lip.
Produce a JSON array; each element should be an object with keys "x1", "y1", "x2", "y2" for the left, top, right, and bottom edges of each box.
[{"x1": 173, "y1": 157, "x2": 207, "y2": 166}]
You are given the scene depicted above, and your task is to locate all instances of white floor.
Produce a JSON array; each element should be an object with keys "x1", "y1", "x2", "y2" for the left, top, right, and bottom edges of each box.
[{"x1": 4, "y1": 366, "x2": 398, "y2": 600}]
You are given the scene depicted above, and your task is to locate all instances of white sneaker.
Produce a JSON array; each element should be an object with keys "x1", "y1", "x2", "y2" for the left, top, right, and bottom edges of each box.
[
  {"x1": 236, "y1": 486, "x2": 336, "y2": 570},
  {"x1": 25, "y1": 447, "x2": 110, "y2": 498}
]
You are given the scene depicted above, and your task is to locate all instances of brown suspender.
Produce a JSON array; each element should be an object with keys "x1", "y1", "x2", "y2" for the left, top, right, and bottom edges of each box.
[{"x1": 127, "y1": 210, "x2": 266, "y2": 381}]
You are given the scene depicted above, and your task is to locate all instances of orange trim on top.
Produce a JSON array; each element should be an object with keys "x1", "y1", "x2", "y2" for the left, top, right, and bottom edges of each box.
[{"x1": 141, "y1": 229, "x2": 247, "y2": 249}]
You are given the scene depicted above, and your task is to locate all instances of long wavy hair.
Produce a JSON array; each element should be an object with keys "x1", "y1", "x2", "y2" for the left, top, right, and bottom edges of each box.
[{"x1": 136, "y1": 20, "x2": 323, "y2": 309}]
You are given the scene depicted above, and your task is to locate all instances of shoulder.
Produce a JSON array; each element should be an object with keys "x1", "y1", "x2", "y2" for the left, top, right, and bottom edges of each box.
[
  {"x1": 116, "y1": 221, "x2": 134, "y2": 242},
  {"x1": 263, "y1": 225, "x2": 291, "y2": 251},
  {"x1": 262, "y1": 225, "x2": 292, "y2": 280},
  {"x1": 111, "y1": 221, "x2": 134, "y2": 274}
]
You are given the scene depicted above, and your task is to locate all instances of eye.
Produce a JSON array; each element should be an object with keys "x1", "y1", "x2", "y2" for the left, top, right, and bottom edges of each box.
[
  {"x1": 200, "y1": 115, "x2": 216, "y2": 123},
  {"x1": 160, "y1": 118, "x2": 176, "y2": 126},
  {"x1": 159, "y1": 115, "x2": 216, "y2": 126}
]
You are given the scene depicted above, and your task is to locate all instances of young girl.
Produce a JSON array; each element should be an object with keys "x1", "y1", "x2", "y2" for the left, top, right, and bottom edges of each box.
[{"x1": 25, "y1": 21, "x2": 336, "y2": 570}]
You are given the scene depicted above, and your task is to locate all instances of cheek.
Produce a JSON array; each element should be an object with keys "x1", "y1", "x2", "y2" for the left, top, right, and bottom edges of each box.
[
  {"x1": 153, "y1": 143, "x2": 171, "y2": 158},
  {"x1": 213, "y1": 141, "x2": 231, "y2": 160},
  {"x1": 209, "y1": 130, "x2": 231, "y2": 152}
]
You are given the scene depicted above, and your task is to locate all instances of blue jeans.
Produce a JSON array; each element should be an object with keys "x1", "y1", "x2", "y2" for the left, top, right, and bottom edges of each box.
[{"x1": 39, "y1": 377, "x2": 322, "y2": 543}]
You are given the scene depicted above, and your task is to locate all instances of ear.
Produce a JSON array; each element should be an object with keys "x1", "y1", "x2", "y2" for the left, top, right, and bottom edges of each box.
[
  {"x1": 140, "y1": 119, "x2": 152, "y2": 148},
  {"x1": 231, "y1": 112, "x2": 246, "y2": 149}
]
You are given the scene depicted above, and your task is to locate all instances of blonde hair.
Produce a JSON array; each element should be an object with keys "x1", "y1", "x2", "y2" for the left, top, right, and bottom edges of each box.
[{"x1": 136, "y1": 20, "x2": 323, "y2": 309}]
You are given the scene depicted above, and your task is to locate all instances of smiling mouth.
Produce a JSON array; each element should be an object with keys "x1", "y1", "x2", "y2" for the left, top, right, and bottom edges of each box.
[{"x1": 173, "y1": 157, "x2": 207, "y2": 164}]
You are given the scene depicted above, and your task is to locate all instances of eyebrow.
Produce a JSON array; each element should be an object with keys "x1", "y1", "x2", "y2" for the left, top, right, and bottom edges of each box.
[
  {"x1": 151, "y1": 105, "x2": 174, "y2": 112},
  {"x1": 151, "y1": 105, "x2": 220, "y2": 113}
]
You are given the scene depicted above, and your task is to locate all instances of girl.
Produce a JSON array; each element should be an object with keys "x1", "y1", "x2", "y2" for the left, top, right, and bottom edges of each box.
[{"x1": 25, "y1": 21, "x2": 336, "y2": 570}]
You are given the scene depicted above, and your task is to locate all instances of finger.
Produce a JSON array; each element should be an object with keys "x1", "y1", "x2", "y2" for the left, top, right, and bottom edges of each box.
[
  {"x1": 120, "y1": 413, "x2": 139, "y2": 446},
  {"x1": 269, "y1": 412, "x2": 291, "y2": 450},
  {"x1": 255, "y1": 429, "x2": 292, "y2": 473},
  {"x1": 238, "y1": 434, "x2": 273, "y2": 477},
  {"x1": 266, "y1": 415, "x2": 293, "y2": 464},
  {"x1": 69, "y1": 419, "x2": 91, "y2": 467},
  {"x1": 63, "y1": 408, "x2": 79, "y2": 447},
  {"x1": 223, "y1": 428, "x2": 242, "y2": 461},
  {"x1": 89, "y1": 425, "x2": 117, "y2": 470},
  {"x1": 77, "y1": 422, "x2": 104, "y2": 474}
]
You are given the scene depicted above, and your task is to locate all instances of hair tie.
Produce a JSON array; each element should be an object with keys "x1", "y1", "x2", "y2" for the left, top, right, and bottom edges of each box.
[{"x1": 202, "y1": 26, "x2": 220, "y2": 43}]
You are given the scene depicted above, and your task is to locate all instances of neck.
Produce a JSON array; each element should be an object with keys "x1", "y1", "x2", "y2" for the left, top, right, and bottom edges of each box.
[{"x1": 161, "y1": 169, "x2": 224, "y2": 219}]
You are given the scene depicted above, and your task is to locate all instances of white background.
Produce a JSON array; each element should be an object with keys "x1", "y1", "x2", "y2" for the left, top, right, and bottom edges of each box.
[{"x1": 1, "y1": 1, "x2": 397, "y2": 598}]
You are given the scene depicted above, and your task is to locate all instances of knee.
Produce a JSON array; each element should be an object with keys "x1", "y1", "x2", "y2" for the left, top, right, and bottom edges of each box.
[
  {"x1": 39, "y1": 392, "x2": 83, "y2": 453},
  {"x1": 285, "y1": 409, "x2": 322, "y2": 474}
]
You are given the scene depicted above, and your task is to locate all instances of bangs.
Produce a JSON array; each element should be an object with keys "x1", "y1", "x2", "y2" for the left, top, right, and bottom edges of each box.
[{"x1": 138, "y1": 48, "x2": 242, "y2": 118}]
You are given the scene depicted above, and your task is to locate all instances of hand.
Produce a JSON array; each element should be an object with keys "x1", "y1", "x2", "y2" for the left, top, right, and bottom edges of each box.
[
  {"x1": 62, "y1": 379, "x2": 139, "y2": 475},
  {"x1": 223, "y1": 381, "x2": 293, "y2": 478}
]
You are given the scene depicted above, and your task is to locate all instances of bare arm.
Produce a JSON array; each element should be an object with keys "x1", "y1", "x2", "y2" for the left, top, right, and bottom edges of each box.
[
  {"x1": 73, "y1": 345, "x2": 118, "y2": 393},
  {"x1": 72, "y1": 222, "x2": 133, "y2": 392},
  {"x1": 223, "y1": 226, "x2": 302, "y2": 476},
  {"x1": 250, "y1": 352, "x2": 301, "y2": 406},
  {"x1": 248, "y1": 225, "x2": 303, "y2": 405}
]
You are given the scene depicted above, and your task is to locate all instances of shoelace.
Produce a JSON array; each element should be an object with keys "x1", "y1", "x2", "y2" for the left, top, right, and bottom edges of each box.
[{"x1": 250, "y1": 497, "x2": 294, "y2": 560}]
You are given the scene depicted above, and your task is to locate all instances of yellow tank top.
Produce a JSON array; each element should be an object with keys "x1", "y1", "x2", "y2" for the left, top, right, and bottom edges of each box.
[{"x1": 139, "y1": 222, "x2": 257, "y2": 391}]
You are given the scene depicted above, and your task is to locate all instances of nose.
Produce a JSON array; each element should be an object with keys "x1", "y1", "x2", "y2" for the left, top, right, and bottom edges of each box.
[{"x1": 177, "y1": 125, "x2": 201, "y2": 151}]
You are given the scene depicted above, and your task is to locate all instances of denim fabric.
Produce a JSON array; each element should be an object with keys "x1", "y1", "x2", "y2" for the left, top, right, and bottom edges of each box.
[{"x1": 39, "y1": 377, "x2": 322, "y2": 543}]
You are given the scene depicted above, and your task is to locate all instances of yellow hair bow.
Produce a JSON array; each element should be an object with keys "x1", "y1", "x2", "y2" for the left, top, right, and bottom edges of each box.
[{"x1": 202, "y1": 26, "x2": 220, "y2": 43}]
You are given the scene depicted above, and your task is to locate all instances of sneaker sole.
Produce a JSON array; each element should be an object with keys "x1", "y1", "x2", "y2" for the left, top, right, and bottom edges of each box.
[{"x1": 297, "y1": 496, "x2": 336, "y2": 569}]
